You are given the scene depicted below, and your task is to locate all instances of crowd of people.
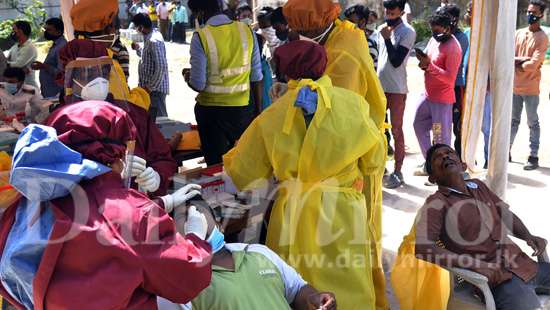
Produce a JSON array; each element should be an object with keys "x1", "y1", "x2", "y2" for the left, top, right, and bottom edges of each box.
[
  {"x1": 0, "y1": 0, "x2": 548, "y2": 309},
  {"x1": 129, "y1": 0, "x2": 190, "y2": 44}
]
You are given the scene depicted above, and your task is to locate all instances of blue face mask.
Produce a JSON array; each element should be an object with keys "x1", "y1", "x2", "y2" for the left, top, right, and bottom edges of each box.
[
  {"x1": 5, "y1": 83, "x2": 19, "y2": 95},
  {"x1": 207, "y1": 226, "x2": 226, "y2": 254},
  {"x1": 527, "y1": 13, "x2": 541, "y2": 25}
]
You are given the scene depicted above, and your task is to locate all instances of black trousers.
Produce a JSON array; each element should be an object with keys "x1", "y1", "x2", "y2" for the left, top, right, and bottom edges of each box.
[
  {"x1": 453, "y1": 85, "x2": 465, "y2": 158},
  {"x1": 172, "y1": 22, "x2": 187, "y2": 43},
  {"x1": 194, "y1": 103, "x2": 253, "y2": 166}
]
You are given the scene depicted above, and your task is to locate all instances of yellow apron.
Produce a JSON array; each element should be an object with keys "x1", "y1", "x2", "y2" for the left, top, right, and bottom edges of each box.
[
  {"x1": 224, "y1": 76, "x2": 386, "y2": 310},
  {"x1": 390, "y1": 226, "x2": 451, "y2": 310},
  {"x1": 0, "y1": 152, "x2": 18, "y2": 210},
  {"x1": 324, "y1": 19, "x2": 387, "y2": 130},
  {"x1": 106, "y1": 49, "x2": 151, "y2": 111}
]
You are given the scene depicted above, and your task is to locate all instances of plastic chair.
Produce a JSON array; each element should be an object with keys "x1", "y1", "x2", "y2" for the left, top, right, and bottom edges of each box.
[{"x1": 446, "y1": 252, "x2": 550, "y2": 310}]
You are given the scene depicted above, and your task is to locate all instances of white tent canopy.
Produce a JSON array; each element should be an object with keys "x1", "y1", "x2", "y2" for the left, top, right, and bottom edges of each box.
[
  {"x1": 60, "y1": 0, "x2": 79, "y2": 41},
  {"x1": 462, "y1": 0, "x2": 518, "y2": 198}
]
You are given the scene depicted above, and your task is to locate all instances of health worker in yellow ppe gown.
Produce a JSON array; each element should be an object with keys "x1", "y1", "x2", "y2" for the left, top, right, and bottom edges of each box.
[
  {"x1": 282, "y1": 1, "x2": 389, "y2": 308},
  {"x1": 283, "y1": 0, "x2": 387, "y2": 129},
  {"x1": 224, "y1": 40, "x2": 386, "y2": 310}
]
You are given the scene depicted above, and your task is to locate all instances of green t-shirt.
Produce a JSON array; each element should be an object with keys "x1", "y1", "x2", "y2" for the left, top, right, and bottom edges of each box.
[{"x1": 191, "y1": 244, "x2": 306, "y2": 310}]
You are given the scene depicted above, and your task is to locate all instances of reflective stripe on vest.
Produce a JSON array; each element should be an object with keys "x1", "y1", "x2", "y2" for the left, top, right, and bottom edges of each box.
[
  {"x1": 200, "y1": 22, "x2": 251, "y2": 86},
  {"x1": 204, "y1": 83, "x2": 249, "y2": 94}
]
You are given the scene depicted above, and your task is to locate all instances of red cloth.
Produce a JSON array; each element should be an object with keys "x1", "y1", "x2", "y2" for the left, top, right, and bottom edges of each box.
[
  {"x1": 46, "y1": 100, "x2": 136, "y2": 165},
  {"x1": 121, "y1": 100, "x2": 178, "y2": 197},
  {"x1": 273, "y1": 40, "x2": 328, "y2": 80},
  {"x1": 0, "y1": 172, "x2": 212, "y2": 310},
  {"x1": 52, "y1": 97, "x2": 178, "y2": 197},
  {"x1": 56, "y1": 40, "x2": 109, "y2": 86}
]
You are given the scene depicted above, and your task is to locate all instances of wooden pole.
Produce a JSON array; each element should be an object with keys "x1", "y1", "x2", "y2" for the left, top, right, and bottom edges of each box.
[{"x1": 251, "y1": 0, "x2": 258, "y2": 23}]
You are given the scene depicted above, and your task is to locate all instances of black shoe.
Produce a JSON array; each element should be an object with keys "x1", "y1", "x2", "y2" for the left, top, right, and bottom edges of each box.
[
  {"x1": 524, "y1": 156, "x2": 539, "y2": 171},
  {"x1": 384, "y1": 172, "x2": 404, "y2": 189}
]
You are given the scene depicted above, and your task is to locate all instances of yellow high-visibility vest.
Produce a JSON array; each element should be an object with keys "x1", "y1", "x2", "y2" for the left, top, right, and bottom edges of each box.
[{"x1": 197, "y1": 21, "x2": 253, "y2": 107}]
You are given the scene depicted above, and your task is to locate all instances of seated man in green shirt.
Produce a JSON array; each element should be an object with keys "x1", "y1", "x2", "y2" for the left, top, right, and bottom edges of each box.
[{"x1": 158, "y1": 200, "x2": 337, "y2": 310}]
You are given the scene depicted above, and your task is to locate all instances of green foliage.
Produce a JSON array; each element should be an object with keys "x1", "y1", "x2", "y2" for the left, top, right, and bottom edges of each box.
[
  {"x1": 0, "y1": 19, "x2": 16, "y2": 40},
  {"x1": 0, "y1": 0, "x2": 47, "y2": 40},
  {"x1": 412, "y1": 19, "x2": 432, "y2": 43}
]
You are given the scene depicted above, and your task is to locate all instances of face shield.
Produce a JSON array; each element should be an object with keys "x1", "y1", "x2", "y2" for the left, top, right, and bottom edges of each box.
[
  {"x1": 65, "y1": 57, "x2": 130, "y2": 106},
  {"x1": 63, "y1": 57, "x2": 135, "y2": 188}
]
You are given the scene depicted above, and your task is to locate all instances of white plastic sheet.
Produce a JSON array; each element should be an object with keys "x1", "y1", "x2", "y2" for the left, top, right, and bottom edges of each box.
[
  {"x1": 60, "y1": 0, "x2": 79, "y2": 41},
  {"x1": 462, "y1": 0, "x2": 517, "y2": 198}
]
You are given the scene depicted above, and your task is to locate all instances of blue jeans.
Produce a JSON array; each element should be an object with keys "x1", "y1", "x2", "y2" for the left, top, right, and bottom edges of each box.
[
  {"x1": 492, "y1": 262, "x2": 550, "y2": 310},
  {"x1": 510, "y1": 94, "x2": 540, "y2": 158},
  {"x1": 482, "y1": 92, "x2": 492, "y2": 164},
  {"x1": 149, "y1": 91, "x2": 168, "y2": 119}
]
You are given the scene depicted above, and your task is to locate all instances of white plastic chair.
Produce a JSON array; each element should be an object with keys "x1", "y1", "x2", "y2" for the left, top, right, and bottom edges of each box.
[{"x1": 446, "y1": 252, "x2": 550, "y2": 310}]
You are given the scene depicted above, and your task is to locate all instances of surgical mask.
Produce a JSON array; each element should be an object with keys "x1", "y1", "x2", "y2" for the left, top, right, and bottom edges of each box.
[
  {"x1": 90, "y1": 33, "x2": 118, "y2": 47},
  {"x1": 366, "y1": 23, "x2": 376, "y2": 32},
  {"x1": 309, "y1": 22, "x2": 334, "y2": 43},
  {"x1": 240, "y1": 17, "x2": 253, "y2": 26},
  {"x1": 207, "y1": 226, "x2": 226, "y2": 254},
  {"x1": 10, "y1": 32, "x2": 17, "y2": 41},
  {"x1": 433, "y1": 32, "x2": 451, "y2": 43},
  {"x1": 5, "y1": 83, "x2": 19, "y2": 95},
  {"x1": 73, "y1": 77, "x2": 110, "y2": 101},
  {"x1": 385, "y1": 17, "x2": 401, "y2": 27},
  {"x1": 527, "y1": 13, "x2": 541, "y2": 25}
]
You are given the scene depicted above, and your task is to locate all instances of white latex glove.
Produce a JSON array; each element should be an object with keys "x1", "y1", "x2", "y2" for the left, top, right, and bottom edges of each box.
[
  {"x1": 161, "y1": 184, "x2": 202, "y2": 213},
  {"x1": 184, "y1": 206, "x2": 208, "y2": 240},
  {"x1": 269, "y1": 82, "x2": 288, "y2": 101},
  {"x1": 136, "y1": 167, "x2": 161, "y2": 193},
  {"x1": 126, "y1": 155, "x2": 147, "y2": 177}
]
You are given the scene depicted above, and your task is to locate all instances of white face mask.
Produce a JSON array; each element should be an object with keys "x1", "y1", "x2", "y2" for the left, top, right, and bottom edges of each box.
[
  {"x1": 74, "y1": 77, "x2": 110, "y2": 101},
  {"x1": 308, "y1": 22, "x2": 334, "y2": 43},
  {"x1": 240, "y1": 17, "x2": 253, "y2": 26},
  {"x1": 89, "y1": 34, "x2": 118, "y2": 48}
]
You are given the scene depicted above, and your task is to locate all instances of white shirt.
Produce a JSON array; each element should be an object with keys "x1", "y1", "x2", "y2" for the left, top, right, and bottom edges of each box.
[
  {"x1": 377, "y1": 22, "x2": 417, "y2": 94},
  {"x1": 157, "y1": 3, "x2": 170, "y2": 20},
  {"x1": 6, "y1": 40, "x2": 38, "y2": 88},
  {"x1": 0, "y1": 83, "x2": 48, "y2": 123}
]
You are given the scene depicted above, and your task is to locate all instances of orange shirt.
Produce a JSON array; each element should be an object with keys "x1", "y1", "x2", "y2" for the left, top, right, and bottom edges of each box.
[{"x1": 514, "y1": 28, "x2": 548, "y2": 96}]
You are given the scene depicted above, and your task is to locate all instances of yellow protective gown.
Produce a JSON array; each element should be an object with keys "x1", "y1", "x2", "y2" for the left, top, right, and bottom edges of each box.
[
  {"x1": 390, "y1": 226, "x2": 451, "y2": 310},
  {"x1": 324, "y1": 19, "x2": 387, "y2": 129},
  {"x1": 324, "y1": 19, "x2": 389, "y2": 309},
  {"x1": 0, "y1": 152, "x2": 18, "y2": 210},
  {"x1": 224, "y1": 76, "x2": 386, "y2": 310}
]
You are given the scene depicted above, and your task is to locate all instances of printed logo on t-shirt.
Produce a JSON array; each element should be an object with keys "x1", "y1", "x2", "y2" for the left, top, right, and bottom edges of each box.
[{"x1": 259, "y1": 269, "x2": 278, "y2": 278}]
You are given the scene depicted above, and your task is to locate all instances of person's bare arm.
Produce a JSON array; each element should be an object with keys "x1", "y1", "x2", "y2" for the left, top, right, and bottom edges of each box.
[
  {"x1": 484, "y1": 182, "x2": 548, "y2": 257},
  {"x1": 292, "y1": 285, "x2": 336, "y2": 310},
  {"x1": 251, "y1": 80, "x2": 263, "y2": 116}
]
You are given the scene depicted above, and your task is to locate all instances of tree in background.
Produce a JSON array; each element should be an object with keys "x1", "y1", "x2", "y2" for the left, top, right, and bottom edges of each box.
[{"x1": 0, "y1": 0, "x2": 48, "y2": 40}]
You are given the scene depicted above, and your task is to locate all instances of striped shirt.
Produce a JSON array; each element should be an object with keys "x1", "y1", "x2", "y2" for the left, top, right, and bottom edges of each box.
[
  {"x1": 367, "y1": 36, "x2": 379, "y2": 71},
  {"x1": 137, "y1": 30, "x2": 170, "y2": 94},
  {"x1": 111, "y1": 39, "x2": 130, "y2": 81}
]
